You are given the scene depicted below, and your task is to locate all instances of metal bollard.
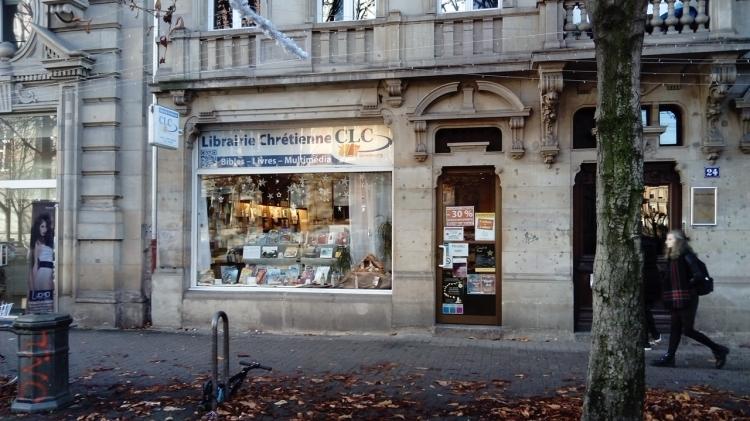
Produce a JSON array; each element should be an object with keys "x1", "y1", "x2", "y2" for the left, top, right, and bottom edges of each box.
[
  {"x1": 11, "y1": 313, "x2": 73, "y2": 413},
  {"x1": 211, "y1": 311, "x2": 229, "y2": 411}
]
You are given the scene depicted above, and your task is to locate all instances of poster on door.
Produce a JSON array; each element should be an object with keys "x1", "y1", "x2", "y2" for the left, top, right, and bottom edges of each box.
[
  {"x1": 27, "y1": 201, "x2": 56, "y2": 314},
  {"x1": 475, "y1": 213, "x2": 495, "y2": 241},
  {"x1": 445, "y1": 206, "x2": 474, "y2": 227}
]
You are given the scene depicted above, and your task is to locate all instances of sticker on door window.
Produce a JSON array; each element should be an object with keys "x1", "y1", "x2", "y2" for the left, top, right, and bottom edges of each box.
[{"x1": 445, "y1": 206, "x2": 475, "y2": 227}]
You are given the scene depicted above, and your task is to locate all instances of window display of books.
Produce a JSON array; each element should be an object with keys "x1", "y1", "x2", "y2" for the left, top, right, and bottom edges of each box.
[{"x1": 200, "y1": 172, "x2": 393, "y2": 289}]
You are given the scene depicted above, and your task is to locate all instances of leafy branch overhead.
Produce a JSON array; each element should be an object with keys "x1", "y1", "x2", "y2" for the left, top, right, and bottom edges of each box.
[{"x1": 115, "y1": 0, "x2": 184, "y2": 64}]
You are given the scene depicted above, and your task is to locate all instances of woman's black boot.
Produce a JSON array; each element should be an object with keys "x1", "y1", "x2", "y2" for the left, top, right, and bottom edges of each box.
[
  {"x1": 713, "y1": 346, "x2": 729, "y2": 369},
  {"x1": 650, "y1": 353, "x2": 675, "y2": 367}
]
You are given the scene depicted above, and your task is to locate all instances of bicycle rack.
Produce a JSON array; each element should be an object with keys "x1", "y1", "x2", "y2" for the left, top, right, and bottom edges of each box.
[{"x1": 210, "y1": 311, "x2": 229, "y2": 411}]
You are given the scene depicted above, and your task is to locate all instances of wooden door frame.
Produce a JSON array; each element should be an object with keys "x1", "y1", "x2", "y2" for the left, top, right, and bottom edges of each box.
[{"x1": 435, "y1": 166, "x2": 502, "y2": 325}]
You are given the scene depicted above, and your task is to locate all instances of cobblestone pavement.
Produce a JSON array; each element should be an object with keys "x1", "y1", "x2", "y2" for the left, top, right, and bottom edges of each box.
[
  {"x1": 1, "y1": 328, "x2": 748, "y2": 395},
  {"x1": 0, "y1": 328, "x2": 748, "y2": 419}
]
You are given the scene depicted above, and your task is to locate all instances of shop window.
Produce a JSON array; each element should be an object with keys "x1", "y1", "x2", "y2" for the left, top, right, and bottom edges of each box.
[
  {"x1": 321, "y1": 0, "x2": 376, "y2": 22},
  {"x1": 196, "y1": 172, "x2": 392, "y2": 289},
  {"x1": 0, "y1": 114, "x2": 57, "y2": 312},
  {"x1": 0, "y1": 115, "x2": 57, "y2": 180},
  {"x1": 2, "y1": 0, "x2": 32, "y2": 51},
  {"x1": 210, "y1": 0, "x2": 258, "y2": 30},
  {"x1": 658, "y1": 105, "x2": 682, "y2": 146},
  {"x1": 439, "y1": 0, "x2": 499, "y2": 13},
  {"x1": 572, "y1": 107, "x2": 596, "y2": 149},
  {"x1": 435, "y1": 127, "x2": 502, "y2": 153}
]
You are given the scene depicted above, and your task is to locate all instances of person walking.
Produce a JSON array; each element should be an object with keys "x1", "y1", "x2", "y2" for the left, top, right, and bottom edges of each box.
[
  {"x1": 642, "y1": 235, "x2": 662, "y2": 350},
  {"x1": 651, "y1": 230, "x2": 729, "y2": 368}
]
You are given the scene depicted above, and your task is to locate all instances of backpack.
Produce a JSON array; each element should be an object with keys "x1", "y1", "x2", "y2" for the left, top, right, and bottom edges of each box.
[{"x1": 686, "y1": 253, "x2": 714, "y2": 296}]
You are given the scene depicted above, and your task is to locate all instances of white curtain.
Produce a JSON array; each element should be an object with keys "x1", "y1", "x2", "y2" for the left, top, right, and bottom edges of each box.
[{"x1": 348, "y1": 173, "x2": 391, "y2": 266}]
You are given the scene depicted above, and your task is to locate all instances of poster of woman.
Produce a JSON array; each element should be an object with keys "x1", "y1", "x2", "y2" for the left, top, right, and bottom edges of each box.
[{"x1": 27, "y1": 203, "x2": 56, "y2": 314}]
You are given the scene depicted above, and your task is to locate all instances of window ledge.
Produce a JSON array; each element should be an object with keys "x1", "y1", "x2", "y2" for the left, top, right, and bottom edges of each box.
[{"x1": 188, "y1": 286, "x2": 392, "y2": 295}]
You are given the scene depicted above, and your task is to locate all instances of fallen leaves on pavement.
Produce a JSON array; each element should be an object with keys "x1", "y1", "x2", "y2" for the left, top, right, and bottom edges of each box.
[{"x1": 0, "y1": 372, "x2": 746, "y2": 420}]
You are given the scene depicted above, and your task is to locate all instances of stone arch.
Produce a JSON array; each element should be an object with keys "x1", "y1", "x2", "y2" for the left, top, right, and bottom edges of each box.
[
  {"x1": 409, "y1": 80, "x2": 531, "y2": 162},
  {"x1": 412, "y1": 82, "x2": 460, "y2": 117}
]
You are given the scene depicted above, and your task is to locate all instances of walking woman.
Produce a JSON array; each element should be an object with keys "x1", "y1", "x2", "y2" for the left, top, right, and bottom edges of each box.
[{"x1": 651, "y1": 230, "x2": 729, "y2": 368}]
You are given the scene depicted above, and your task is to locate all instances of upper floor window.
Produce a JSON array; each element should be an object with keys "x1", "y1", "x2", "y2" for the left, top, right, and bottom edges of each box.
[
  {"x1": 658, "y1": 104, "x2": 682, "y2": 146},
  {"x1": 572, "y1": 107, "x2": 596, "y2": 149},
  {"x1": 435, "y1": 127, "x2": 502, "y2": 153},
  {"x1": 321, "y1": 0, "x2": 375, "y2": 22},
  {"x1": 210, "y1": 0, "x2": 258, "y2": 30},
  {"x1": 2, "y1": 0, "x2": 32, "y2": 51},
  {"x1": 439, "y1": 0, "x2": 499, "y2": 13}
]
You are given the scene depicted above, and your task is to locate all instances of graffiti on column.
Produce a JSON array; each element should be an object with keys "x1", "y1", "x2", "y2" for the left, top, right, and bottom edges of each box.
[{"x1": 17, "y1": 330, "x2": 51, "y2": 402}]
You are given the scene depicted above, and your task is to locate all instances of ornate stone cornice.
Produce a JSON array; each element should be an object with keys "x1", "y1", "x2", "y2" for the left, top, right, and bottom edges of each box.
[
  {"x1": 703, "y1": 56, "x2": 737, "y2": 163},
  {"x1": 538, "y1": 63, "x2": 564, "y2": 167},
  {"x1": 32, "y1": 23, "x2": 95, "y2": 80}
]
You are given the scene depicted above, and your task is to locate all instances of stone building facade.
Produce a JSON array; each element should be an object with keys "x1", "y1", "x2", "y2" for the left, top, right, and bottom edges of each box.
[
  {"x1": 5, "y1": 0, "x2": 747, "y2": 334},
  {"x1": 151, "y1": 0, "x2": 750, "y2": 334},
  {"x1": 0, "y1": 0, "x2": 153, "y2": 327}
]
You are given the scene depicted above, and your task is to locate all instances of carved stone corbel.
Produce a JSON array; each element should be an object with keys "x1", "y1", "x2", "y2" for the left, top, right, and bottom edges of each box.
[
  {"x1": 735, "y1": 89, "x2": 750, "y2": 154},
  {"x1": 384, "y1": 79, "x2": 405, "y2": 108},
  {"x1": 703, "y1": 57, "x2": 737, "y2": 163},
  {"x1": 171, "y1": 89, "x2": 194, "y2": 116},
  {"x1": 183, "y1": 116, "x2": 200, "y2": 149},
  {"x1": 44, "y1": 0, "x2": 90, "y2": 28},
  {"x1": 509, "y1": 116, "x2": 525, "y2": 159},
  {"x1": 539, "y1": 64, "x2": 564, "y2": 167},
  {"x1": 413, "y1": 120, "x2": 428, "y2": 162}
]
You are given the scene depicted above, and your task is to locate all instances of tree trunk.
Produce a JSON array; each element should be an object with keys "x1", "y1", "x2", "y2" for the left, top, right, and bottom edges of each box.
[{"x1": 582, "y1": 0, "x2": 648, "y2": 419}]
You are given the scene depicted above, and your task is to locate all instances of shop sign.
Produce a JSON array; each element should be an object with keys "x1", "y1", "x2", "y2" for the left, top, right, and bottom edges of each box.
[
  {"x1": 150, "y1": 105, "x2": 180, "y2": 150},
  {"x1": 198, "y1": 126, "x2": 393, "y2": 169},
  {"x1": 445, "y1": 206, "x2": 474, "y2": 227}
]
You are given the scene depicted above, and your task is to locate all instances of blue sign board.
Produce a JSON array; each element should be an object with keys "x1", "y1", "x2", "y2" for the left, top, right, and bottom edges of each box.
[{"x1": 704, "y1": 167, "x2": 720, "y2": 178}]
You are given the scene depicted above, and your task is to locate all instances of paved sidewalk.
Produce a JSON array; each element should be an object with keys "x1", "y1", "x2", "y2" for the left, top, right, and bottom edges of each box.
[{"x1": 1, "y1": 328, "x2": 748, "y2": 398}]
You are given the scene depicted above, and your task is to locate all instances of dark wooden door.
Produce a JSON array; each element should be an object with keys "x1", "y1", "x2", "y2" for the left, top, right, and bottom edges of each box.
[
  {"x1": 436, "y1": 167, "x2": 501, "y2": 325},
  {"x1": 573, "y1": 162, "x2": 681, "y2": 331}
]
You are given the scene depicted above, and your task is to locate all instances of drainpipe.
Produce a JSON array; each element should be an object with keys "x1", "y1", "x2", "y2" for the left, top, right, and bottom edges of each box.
[{"x1": 150, "y1": 10, "x2": 159, "y2": 273}]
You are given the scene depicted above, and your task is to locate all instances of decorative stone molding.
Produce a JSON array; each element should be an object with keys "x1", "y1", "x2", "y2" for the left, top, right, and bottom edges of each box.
[
  {"x1": 408, "y1": 81, "x2": 531, "y2": 163},
  {"x1": 538, "y1": 63, "x2": 564, "y2": 167},
  {"x1": 183, "y1": 116, "x2": 200, "y2": 149},
  {"x1": 0, "y1": 82, "x2": 11, "y2": 112},
  {"x1": 735, "y1": 88, "x2": 750, "y2": 154},
  {"x1": 15, "y1": 83, "x2": 38, "y2": 104},
  {"x1": 171, "y1": 90, "x2": 194, "y2": 115},
  {"x1": 384, "y1": 79, "x2": 404, "y2": 107},
  {"x1": 643, "y1": 125, "x2": 667, "y2": 156},
  {"x1": 509, "y1": 116, "x2": 525, "y2": 159},
  {"x1": 413, "y1": 120, "x2": 428, "y2": 162},
  {"x1": 31, "y1": 24, "x2": 94, "y2": 80},
  {"x1": 703, "y1": 56, "x2": 737, "y2": 163},
  {"x1": 44, "y1": 0, "x2": 90, "y2": 28}
]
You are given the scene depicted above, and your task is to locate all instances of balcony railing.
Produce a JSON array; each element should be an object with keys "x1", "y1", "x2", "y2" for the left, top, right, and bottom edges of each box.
[
  {"x1": 156, "y1": 2, "x2": 727, "y2": 83},
  {"x1": 563, "y1": 0, "x2": 710, "y2": 40}
]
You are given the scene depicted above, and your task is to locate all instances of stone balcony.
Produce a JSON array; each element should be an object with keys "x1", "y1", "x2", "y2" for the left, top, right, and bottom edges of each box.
[{"x1": 154, "y1": 1, "x2": 746, "y2": 87}]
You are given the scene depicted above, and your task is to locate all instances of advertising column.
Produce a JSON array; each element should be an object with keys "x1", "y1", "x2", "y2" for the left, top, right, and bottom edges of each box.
[{"x1": 27, "y1": 201, "x2": 56, "y2": 314}]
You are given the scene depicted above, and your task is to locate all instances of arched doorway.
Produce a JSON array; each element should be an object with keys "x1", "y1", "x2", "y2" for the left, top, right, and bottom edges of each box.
[{"x1": 573, "y1": 162, "x2": 682, "y2": 331}]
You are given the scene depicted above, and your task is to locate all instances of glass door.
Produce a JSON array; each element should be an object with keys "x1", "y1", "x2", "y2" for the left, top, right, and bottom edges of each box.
[{"x1": 436, "y1": 167, "x2": 501, "y2": 325}]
